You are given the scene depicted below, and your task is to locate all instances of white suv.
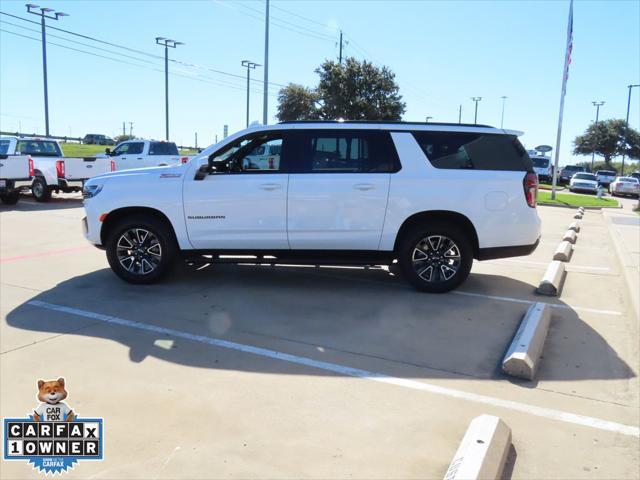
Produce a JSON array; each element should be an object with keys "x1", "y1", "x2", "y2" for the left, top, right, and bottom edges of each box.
[{"x1": 82, "y1": 122, "x2": 541, "y2": 293}]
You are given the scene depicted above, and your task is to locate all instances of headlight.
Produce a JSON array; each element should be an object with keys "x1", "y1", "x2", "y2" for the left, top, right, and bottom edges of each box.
[{"x1": 82, "y1": 184, "x2": 103, "y2": 199}]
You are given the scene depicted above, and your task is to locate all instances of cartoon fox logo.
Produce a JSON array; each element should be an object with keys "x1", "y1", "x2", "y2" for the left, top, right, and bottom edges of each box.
[{"x1": 33, "y1": 378, "x2": 75, "y2": 422}]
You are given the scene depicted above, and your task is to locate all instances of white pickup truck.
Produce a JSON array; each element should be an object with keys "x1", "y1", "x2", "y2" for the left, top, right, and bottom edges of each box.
[
  {"x1": 1, "y1": 136, "x2": 113, "y2": 202},
  {"x1": 0, "y1": 138, "x2": 33, "y2": 205},
  {"x1": 101, "y1": 139, "x2": 191, "y2": 171}
]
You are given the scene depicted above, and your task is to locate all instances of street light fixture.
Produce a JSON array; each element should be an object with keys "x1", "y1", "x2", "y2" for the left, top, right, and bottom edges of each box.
[
  {"x1": 471, "y1": 97, "x2": 482, "y2": 124},
  {"x1": 26, "y1": 4, "x2": 69, "y2": 137},
  {"x1": 241, "y1": 60, "x2": 261, "y2": 128},
  {"x1": 590, "y1": 101, "x2": 605, "y2": 170},
  {"x1": 622, "y1": 84, "x2": 640, "y2": 175},
  {"x1": 155, "y1": 37, "x2": 184, "y2": 141}
]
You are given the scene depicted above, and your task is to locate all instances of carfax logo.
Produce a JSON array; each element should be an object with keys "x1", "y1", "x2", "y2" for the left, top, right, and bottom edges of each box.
[{"x1": 3, "y1": 378, "x2": 104, "y2": 475}]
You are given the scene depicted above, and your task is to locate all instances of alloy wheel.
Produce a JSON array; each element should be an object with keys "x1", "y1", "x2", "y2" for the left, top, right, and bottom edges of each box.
[
  {"x1": 116, "y1": 228, "x2": 162, "y2": 275},
  {"x1": 411, "y1": 235, "x2": 461, "y2": 283}
]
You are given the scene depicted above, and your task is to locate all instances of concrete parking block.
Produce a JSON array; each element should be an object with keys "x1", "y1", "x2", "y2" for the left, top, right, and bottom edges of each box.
[
  {"x1": 562, "y1": 229, "x2": 578, "y2": 244},
  {"x1": 537, "y1": 260, "x2": 565, "y2": 296},
  {"x1": 573, "y1": 213, "x2": 583, "y2": 219},
  {"x1": 443, "y1": 415, "x2": 512, "y2": 480},
  {"x1": 502, "y1": 302, "x2": 551, "y2": 380},
  {"x1": 553, "y1": 241, "x2": 573, "y2": 262},
  {"x1": 568, "y1": 221, "x2": 581, "y2": 232}
]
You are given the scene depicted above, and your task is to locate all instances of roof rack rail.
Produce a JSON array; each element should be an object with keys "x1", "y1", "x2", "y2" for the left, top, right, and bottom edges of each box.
[{"x1": 278, "y1": 120, "x2": 496, "y2": 128}]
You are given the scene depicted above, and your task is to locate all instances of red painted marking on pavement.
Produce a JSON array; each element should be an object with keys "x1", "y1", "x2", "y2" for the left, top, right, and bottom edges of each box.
[{"x1": 0, "y1": 246, "x2": 93, "y2": 263}]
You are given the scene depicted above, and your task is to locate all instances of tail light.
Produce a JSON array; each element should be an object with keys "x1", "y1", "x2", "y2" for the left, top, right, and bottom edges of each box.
[
  {"x1": 110, "y1": 160, "x2": 116, "y2": 172},
  {"x1": 524, "y1": 172, "x2": 538, "y2": 208},
  {"x1": 28, "y1": 157, "x2": 34, "y2": 177},
  {"x1": 181, "y1": 156, "x2": 189, "y2": 164},
  {"x1": 55, "y1": 160, "x2": 65, "y2": 178}
]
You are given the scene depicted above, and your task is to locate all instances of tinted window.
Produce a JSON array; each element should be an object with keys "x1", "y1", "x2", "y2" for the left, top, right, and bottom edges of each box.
[
  {"x1": 149, "y1": 142, "x2": 179, "y2": 155},
  {"x1": 574, "y1": 173, "x2": 596, "y2": 180},
  {"x1": 532, "y1": 157, "x2": 550, "y2": 168},
  {"x1": 0, "y1": 140, "x2": 10, "y2": 154},
  {"x1": 618, "y1": 177, "x2": 638, "y2": 183},
  {"x1": 412, "y1": 132, "x2": 532, "y2": 171},
  {"x1": 293, "y1": 131, "x2": 399, "y2": 173},
  {"x1": 597, "y1": 170, "x2": 616, "y2": 176},
  {"x1": 113, "y1": 142, "x2": 144, "y2": 155},
  {"x1": 16, "y1": 140, "x2": 62, "y2": 156},
  {"x1": 209, "y1": 133, "x2": 283, "y2": 173}
]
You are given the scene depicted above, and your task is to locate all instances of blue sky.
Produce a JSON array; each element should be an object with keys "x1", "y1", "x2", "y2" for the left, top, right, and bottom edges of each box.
[{"x1": 1, "y1": 0, "x2": 639, "y2": 166}]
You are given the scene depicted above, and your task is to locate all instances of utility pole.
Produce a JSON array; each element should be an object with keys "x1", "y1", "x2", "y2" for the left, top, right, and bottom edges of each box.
[
  {"x1": 122, "y1": 122, "x2": 126, "y2": 136},
  {"x1": 242, "y1": 60, "x2": 261, "y2": 128},
  {"x1": 590, "y1": 101, "x2": 605, "y2": 170},
  {"x1": 262, "y1": 0, "x2": 269, "y2": 125},
  {"x1": 155, "y1": 37, "x2": 184, "y2": 141},
  {"x1": 621, "y1": 84, "x2": 640, "y2": 175},
  {"x1": 26, "y1": 4, "x2": 68, "y2": 137},
  {"x1": 129, "y1": 122, "x2": 134, "y2": 137},
  {"x1": 338, "y1": 30, "x2": 348, "y2": 64},
  {"x1": 458, "y1": 105, "x2": 462, "y2": 124},
  {"x1": 195, "y1": 132, "x2": 198, "y2": 149},
  {"x1": 471, "y1": 97, "x2": 482, "y2": 124},
  {"x1": 500, "y1": 96, "x2": 508, "y2": 128}
]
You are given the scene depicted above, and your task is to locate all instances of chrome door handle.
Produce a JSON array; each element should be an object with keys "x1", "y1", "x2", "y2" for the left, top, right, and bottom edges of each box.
[
  {"x1": 354, "y1": 183, "x2": 374, "y2": 191},
  {"x1": 259, "y1": 183, "x2": 282, "y2": 191}
]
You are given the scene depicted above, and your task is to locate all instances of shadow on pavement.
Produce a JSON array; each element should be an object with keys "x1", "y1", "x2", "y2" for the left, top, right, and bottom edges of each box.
[
  {"x1": 5, "y1": 263, "x2": 635, "y2": 383},
  {"x1": 0, "y1": 194, "x2": 82, "y2": 211}
]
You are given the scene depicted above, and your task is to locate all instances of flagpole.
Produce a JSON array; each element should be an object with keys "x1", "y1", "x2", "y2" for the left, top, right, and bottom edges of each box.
[{"x1": 551, "y1": 0, "x2": 573, "y2": 200}]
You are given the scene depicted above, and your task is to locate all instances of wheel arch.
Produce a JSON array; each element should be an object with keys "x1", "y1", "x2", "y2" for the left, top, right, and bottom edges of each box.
[
  {"x1": 100, "y1": 206, "x2": 178, "y2": 246},
  {"x1": 393, "y1": 210, "x2": 480, "y2": 258}
]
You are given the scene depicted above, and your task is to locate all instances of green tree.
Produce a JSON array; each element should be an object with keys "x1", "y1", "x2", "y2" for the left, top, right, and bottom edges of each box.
[
  {"x1": 114, "y1": 134, "x2": 134, "y2": 144},
  {"x1": 276, "y1": 84, "x2": 321, "y2": 121},
  {"x1": 275, "y1": 58, "x2": 406, "y2": 121},
  {"x1": 573, "y1": 119, "x2": 640, "y2": 167}
]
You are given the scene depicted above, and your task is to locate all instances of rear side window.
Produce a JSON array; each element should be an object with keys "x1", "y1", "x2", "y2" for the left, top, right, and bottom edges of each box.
[
  {"x1": 0, "y1": 140, "x2": 10, "y2": 154},
  {"x1": 149, "y1": 142, "x2": 179, "y2": 155},
  {"x1": 16, "y1": 140, "x2": 62, "y2": 157},
  {"x1": 412, "y1": 132, "x2": 532, "y2": 171},
  {"x1": 292, "y1": 130, "x2": 400, "y2": 173}
]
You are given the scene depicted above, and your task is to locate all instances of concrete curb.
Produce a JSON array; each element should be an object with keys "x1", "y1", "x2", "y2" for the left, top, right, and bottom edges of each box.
[
  {"x1": 443, "y1": 415, "x2": 512, "y2": 480},
  {"x1": 538, "y1": 203, "x2": 622, "y2": 210},
  {"x1": 553, "y1": 241, "x2": 573, "y2": 261},
  {"x1": 568, "y1": 221, "x2": 581, "y2": 232},
  {"x1": 537, "y1": 260, "x2": 565, "y2": 296},
  {"x1": 562, "y1": 229, "x2": 578, "y2": 244},
  {"x1": 502, "y1": 303, "x2": 551, "y2": 380},
  {"x1": 578, "y1": 207, "x2": 585, "y2": 214}
]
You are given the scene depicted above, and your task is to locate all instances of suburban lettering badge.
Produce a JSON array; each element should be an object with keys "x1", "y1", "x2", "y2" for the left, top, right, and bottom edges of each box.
[{"x1": 2, "y1": 378, "x2": 104, "y2": 475}]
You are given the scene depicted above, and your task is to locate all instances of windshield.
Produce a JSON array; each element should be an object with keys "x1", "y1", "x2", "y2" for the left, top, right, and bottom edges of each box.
[
  {"x1": 574, "y1": 173, "x2": 596, "y2": 181},
  {"x1": 618, "y1": 177, "x2": 638, "y2": 183},
  {"x1": 0, "y1": 140, "x2": 10, "y2": 154},
  {"x1": 597, "y1": 171, "x2": 616, "y2": 176},
  {"x1": 16, "y1": 140, "x2": 62, "y2": 156},
  {"x1": 532, "y1": 158, "x2": 550, "y2": 168}
]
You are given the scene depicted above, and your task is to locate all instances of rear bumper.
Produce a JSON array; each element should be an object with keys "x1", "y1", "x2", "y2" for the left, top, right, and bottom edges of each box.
[
  {"x1": 477, "y1": 238, "x2": 540, "y2": 261},
  {"x1": 0, "y1": 178, "x2": 32, "y2": 190},
  {"x1": 58, "y1": 179, "x2": 84, "y2": 189}
]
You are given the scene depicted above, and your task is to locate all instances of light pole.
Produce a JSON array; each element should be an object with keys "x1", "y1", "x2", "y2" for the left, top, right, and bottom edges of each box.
[
  {"x1": 26, "y1": 4, "x2": 68, "y2": 137},
  {"x1": 500, "y1": 96, "x2": 508, "y2": 128},
  {"x1": 242, "y1": 60, "x2": 260, "y2": 128},
  {"x1": 622, "y1": 84, "x2": 640, "y2": 175},
  {"x1": 471, "y1": 97, "x2": 482, "y2": 124},
  {"x1": 263, "y1": 0, "x2": 269, "y2": 125},
  {"x1": 155, "y1": 37, "x2": 183, "y2": 141},
  {"x1": 590, "y1": 101, "x2": 605, "y2": 170},
  {"x1": 425, "y1": 116, "x2": 433, "y2": 123}
]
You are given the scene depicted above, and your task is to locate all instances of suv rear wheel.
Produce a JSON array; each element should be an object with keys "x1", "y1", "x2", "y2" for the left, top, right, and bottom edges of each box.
[
  {"x1": 105, "y1": 215, "x2": 177, "y2": 284},
  {"x1": 397, "y1": 222, "x2": 473, "y2": 293}
]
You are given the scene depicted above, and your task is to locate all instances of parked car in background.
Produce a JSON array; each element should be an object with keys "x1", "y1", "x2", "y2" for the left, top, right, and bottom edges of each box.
[
  {"x1": 531, "y1": 155, "x2": 553, "y2": 182},
  {"x1": 0, "y1": 137, "x2": 33, "y2": 205},
  {"x1": 82, "y1": 121, "x2": 541, "y2": 292},
  {"x1": 83, "y1": 134, "x2": 115, "y2": 145},
  {"x1": 609, "y1": 176, "x2": 640, "y2": 198},
  {"x1": 2, "y1": 136, "x2": 113, "y2": 202},
  {"x1": 628, "y1": 171, "x2": 640, "y2": 182},
  {"x1": 569, "y1": 172, "x2": 599, "y2": 194},
  {"x1": 559, "y1": 165, "x2": 586, "y2": 183},
  {"x1": 595, "y1": 169, "x2": 617, "y2": 186},
  {"x1": 101, "y1": 139, "x2": 191, "y2": 170}
]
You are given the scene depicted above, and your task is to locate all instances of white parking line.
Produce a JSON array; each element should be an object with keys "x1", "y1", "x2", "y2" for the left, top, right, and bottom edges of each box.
[
  {"x1": 453, "y1": 291, "x2": 623, "y2": 316},
  {"x1": 27, "y1": 300, "x2": 639, "y2": 438}
]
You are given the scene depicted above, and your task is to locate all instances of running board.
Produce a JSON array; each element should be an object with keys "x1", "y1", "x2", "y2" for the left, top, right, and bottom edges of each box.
[{"x1": 181, "y1": 250, "x2": 394, "y2": 267}]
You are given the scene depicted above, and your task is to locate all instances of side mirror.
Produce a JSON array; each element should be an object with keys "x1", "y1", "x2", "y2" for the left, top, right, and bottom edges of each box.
[
  {"x1": 194, "y1": 163, "x2": 211, "y2": 181},
  {"x1": 105, "y1": 148, "x2": 111, "y2": 155}
]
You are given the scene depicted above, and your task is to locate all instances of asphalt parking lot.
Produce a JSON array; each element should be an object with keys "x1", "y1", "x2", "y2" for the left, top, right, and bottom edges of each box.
[{"x1": 1, "y1": 194, "x2": 639, "y2": 479}]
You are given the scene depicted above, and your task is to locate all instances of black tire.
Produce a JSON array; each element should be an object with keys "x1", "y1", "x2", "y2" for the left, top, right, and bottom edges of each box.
[
  {"x1": 105, "y1": 215, "x2": 177, "y2": 284},
  {"x1": 32, "y1": 176, "x2": 52, "y2": 202},
  {"x1": 397, "y1": 222, "x2": 474, "y2": 293},
  {"x1": 0, "y1": 191, "x2": 20, "y2": 205}
]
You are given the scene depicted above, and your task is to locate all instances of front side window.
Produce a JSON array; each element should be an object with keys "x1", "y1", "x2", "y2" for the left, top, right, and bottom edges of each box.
[
  {"x1": 294, "y1": 131, "x2": 399, "y2": 173},
  {"x1": 412, "y1": 132, "x2": 532, "y2": 171},
  {"x1": 209, "y1": 134, "x2": 283, "y2": 173},
  {"x1": 16, "y1": 140, "x2": 62, "y2": 157},
  {"x1": 149, "y1": 142, "x2": 179, "y2": 155},
  {"x1": 0, "y1": 140, "x2": 10, "y2": 154}
]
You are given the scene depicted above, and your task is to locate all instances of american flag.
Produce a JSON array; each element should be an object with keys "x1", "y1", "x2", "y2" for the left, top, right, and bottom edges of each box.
[{"x1": 563, "y1": 0, "x2": 574, "y2": 94}]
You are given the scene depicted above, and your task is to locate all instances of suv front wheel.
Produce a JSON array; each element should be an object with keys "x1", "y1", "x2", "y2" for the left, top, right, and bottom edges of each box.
[
  {"x1": 397, "y1": 223, "x2": 473, "y2": 293},
  {"x1": 105, "y1": 215, "x2": 177, "y2": 284}
]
